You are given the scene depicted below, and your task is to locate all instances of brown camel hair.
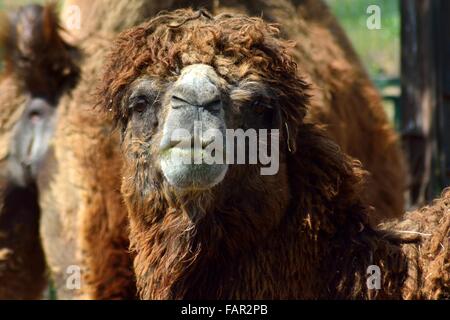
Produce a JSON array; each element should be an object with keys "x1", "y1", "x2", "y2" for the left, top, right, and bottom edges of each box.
[
  {"x1": 34, "y1": 0, "x2": 406, "y2": 298},
  {"x1": 61, "y1": 0, "x2": 215, "y2": 42},
  {"x1": 93, "y1": 9, "x2": 447, "y2": 299},
  {"x1": 380, "y1": 189, "x2": 450, "y2": 299}
]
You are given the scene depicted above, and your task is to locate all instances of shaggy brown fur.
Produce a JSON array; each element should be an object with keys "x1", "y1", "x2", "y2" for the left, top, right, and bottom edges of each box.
[
  {"x1": 380, "y1": 189, "x2": 450, "y2": 299},
  {"x1": 90, "y1": 10, "x2": 445, "y2": 299},
  {"x1": 216, "y1": 0, "x2": 407, "y2": 223},
  {"x1": 39, "y1": 0, "x2": 407, "y2": 299}
]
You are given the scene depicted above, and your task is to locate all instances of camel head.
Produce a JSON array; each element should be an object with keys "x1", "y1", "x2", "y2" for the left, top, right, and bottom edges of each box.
[
  {"x1": 99, "y1": 9, "x2": 310, "y2": 216},
  {"x1": 1, "y1": 4, "x2": 79, "y2": 187}
]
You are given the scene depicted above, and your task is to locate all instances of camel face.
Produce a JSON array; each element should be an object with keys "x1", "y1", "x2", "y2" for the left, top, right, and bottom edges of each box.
[
  {"x1": 124, "y1": 62, "x2": 280, "y2": 192},
  {"x1": 101, "y1": 10, "x2": 310, "y2": 207},
  {"x1": 159, "y1": 64, "x2": 228, "y2": 190},
  {"x1": 8, "y1": 97, "x2": 56, "y2": 187}
]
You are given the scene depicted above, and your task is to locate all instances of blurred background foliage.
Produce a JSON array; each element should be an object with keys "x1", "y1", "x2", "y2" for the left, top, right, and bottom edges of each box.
[
  {"x1": 326, "y1": 0, "x2": 401, "y2": 128},
  {"x1": 326, "y1": 0, "x2": 400, "y2": 79}
]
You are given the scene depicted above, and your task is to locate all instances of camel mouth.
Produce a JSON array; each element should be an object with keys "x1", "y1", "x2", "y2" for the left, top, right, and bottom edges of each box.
[
  {"x1": 159, "y1": 138, "x2": 215, "y2": 153},
  {"x1": 160, "y1": 147, "x2": 228, "y2": 190}
]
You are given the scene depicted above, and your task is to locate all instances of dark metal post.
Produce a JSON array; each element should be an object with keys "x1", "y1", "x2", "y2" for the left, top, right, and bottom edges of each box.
[
  {"x1": 400, "y1": 0, "x2": 437, "y2": 206},
  {"x1": 434, "y1": 0, "x2": 450, "y2": 191}
]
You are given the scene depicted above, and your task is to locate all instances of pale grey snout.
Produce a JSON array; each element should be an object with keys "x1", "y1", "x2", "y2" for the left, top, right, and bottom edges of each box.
[
  {"x1": 160, "y1": 64, "x2": 228, "y2": 190},
  {"x1": 170, "y1": 64, "x2": 222, "y2": 111},
  {"x1": 160, "y1": 64, "x2": 226, "y2": 151}
]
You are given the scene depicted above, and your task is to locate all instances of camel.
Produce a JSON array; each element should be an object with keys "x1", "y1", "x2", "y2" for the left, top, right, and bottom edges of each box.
[
  {"x1": 88, "y1": 9, "x2": 447, "y2": 299},
  {"x1": 1, "y1": 0, "x2": 408, "y2": 299},
  {"x1": 44, "y1": 0, "x2": 407, "y2": 299},
  {"x1": 0, "y1": 3, "x2": 79, "y2": 299}
]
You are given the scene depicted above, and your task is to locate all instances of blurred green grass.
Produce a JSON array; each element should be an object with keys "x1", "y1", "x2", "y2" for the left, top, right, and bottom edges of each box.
[
  {"x1": 326, "y1": 0, "x2": 401, "y2": 126},
  {"x1": 326, "y1": 0, "x2": 400, "y2": 79}
]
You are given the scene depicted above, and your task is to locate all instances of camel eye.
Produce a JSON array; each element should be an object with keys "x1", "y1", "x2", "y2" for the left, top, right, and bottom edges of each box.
[
  {"x1": 252, "y1": 99, "x2": 268, "y2": 114},
  {"x1": 131, "y1": 96, "x2": 148, "y2": 113}
]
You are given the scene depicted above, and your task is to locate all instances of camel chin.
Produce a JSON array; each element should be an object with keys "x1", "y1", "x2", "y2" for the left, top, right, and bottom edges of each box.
[{"x1": 160, "y1": 148, "x2": 228, "y2": 190}]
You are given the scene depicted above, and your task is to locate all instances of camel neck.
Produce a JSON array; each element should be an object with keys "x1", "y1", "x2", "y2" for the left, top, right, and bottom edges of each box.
[{"x1": 127, "y1": 175, "x2": 292, "y2": 299}]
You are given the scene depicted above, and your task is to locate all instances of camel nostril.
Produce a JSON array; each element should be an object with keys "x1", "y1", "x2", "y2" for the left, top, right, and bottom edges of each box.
[{"x1": 29, "y1": 110, "x2": 42, "y2": 124}]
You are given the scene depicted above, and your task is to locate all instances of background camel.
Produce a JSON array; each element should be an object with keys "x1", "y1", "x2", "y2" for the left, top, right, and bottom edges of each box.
[
  {"x1": 0, "y1": 76, "x2": 46, "y2": 300},
  {"x1": 0, "y1": 3, "x2": 79, "y2": 299}
]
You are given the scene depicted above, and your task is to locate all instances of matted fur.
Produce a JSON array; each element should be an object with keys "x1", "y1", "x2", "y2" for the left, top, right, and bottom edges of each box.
[{"x1": 380, "y1": 189, "x2": 450, "y2": 299}]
